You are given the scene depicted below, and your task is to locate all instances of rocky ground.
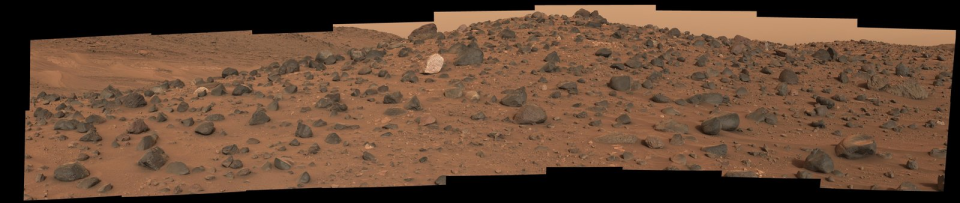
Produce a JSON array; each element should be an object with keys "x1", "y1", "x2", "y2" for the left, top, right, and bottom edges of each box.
[{"x1": 25, "y1": 9, "x2": 950, "y2": 200}]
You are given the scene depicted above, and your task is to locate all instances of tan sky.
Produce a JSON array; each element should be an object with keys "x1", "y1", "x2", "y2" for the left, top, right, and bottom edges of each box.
[{"x1": 335, "y1": 5, "x2": 955, "y2": 46}]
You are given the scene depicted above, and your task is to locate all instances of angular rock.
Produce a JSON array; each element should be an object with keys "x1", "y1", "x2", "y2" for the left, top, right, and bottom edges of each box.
[
  {"x1": 779, "y1": 69, "x2": 799, "y2": 84},
  {"x1": 643, "y1": 136, "x2": 665, "y2": 149},
  {"x1": 120, "y1": 93, "x2": 147, "y2": 108},
  {"x1": 804, "y1": 148, "x2": 835, "y2": 173},
  {"x1": 295, "y1": 122, "x2": 313, "y2": 138},
  {"x1": 127, "y1": 119, "x2": 150, "y2": 134},
  {"x1": 138, "y1": 147, "x2": 169, "y2": 170},
  {"x1": 248, "y1": 109, "x2": 271, "y2": 125},
  {"x1": 383, "y1": 91, "x2": 403, "y2": 104},
  {"x1": 325, "y1": 133, "x2": 342, "y2": 144},
  {"x1": 165, "y1": 162, "x2": 190, "y2": 175},
  {"x1": 608, "y1": 76, "x2": 632, "y2": 91},
  {"x1": 654, "y1": 119, "x2": 689, "y2": 134},
  {"x1": 54, "y1": 162, "x2": 90, "y2": 182},
  {"x1": 77, "y1": 177, "x2": 101, "y2": 189},
  {"x1": 499, "y1": 87, "x2": 527, "y2": 107},
  {"x1": 886, "y1": 79, "x2": 930, "y2": 100},
  {"x1": 702, "y1": 144, "x2": 727, "y2": 157}
]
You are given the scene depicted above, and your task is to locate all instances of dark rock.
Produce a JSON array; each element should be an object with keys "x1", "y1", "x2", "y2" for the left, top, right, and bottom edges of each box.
[
  {"x1": 405, "y1": 96, "x2": 423, "y2": 111},
  {"x1": 232, "y1": 85, "x2": 252, "y2": 96},
  {"x1": 248, "y1": 109, "x2": 271, "y2": 125},
  {"x1": 362, "y1": 151, "x2": 377, "y2": 161},
  {"x1": 544, "y1": 51, "x2": 560, "y2": 63},
  {"x1": 325, "y1": 133, "x2": 342, "y2": 144},
  {"x1": 886, "y1": 79, "x2": 930, "y2": 100},
  {"x1": 897, "y1": 182, "x2": 919, "y2": 191},
  {"x1": 595, "y1": 133, "x2": 638, "y2": 144},
  {"x1": 867, "y1": 75, "x2": 889, "y2": 91},
  {"x1": 779, "y1": 69, "x2": 799, "y2": 84},
  {"x1": 616, "y1": 114, "x2": 631, "y2": 124},
  {"x1": 384, "y1": 108, "x2": 407, "y2": 116},
  {"x1": 383, "y1": 91, "x2": 403, "y2": 104},
  {"x1": 299, "y1": 172, "x2": 311, "y2": 184},
  {"x1": 138, "y1": 147, "x2": 169, "y2": 170},
  {"x1": 654, "y1": 120, "x2": 689, "y2": 134},
  {"x1": 54, "y1": 162, "x2": 90, "y2": 182},
  {"x1": 408, "y1": 23, "x2": 439, "y2": 41},
  {"x1": 608, "y1": 76, "x2": 632, "y2": 91},
  {"x1": 929, "y1": 148, "x2": 946, "y2": 158},
  {"x1": 54, "y1": 119, "x2": 79, "y2": 130},
  {"x1": 136, "y1": 133, "x2": 158, "y2": 150},
  {"x1": 651, "y1": 94, "x2": 672, "y2": 103},
  {"x1": 835, "y1": 134, "x2": 877, "y2": 159},
  {"x1": 644, "y1": 136, "x2": 665, "y2": 149},
  {"x1": 695, "y1": 54, "x2": 709, "y2": 67},
  {"x1": 127, "y1": 119, "x2": 150, "y2": 134},
  {"x1": 804, "y1": 148, "x2": 835, "y2": 173},
  {"x1": 777, "y1": 83, "x2": 790, "y2": 96},
  {"x1": 79, "y1": 131, "x2": 102, "y2": 142},
  {"x1": 222, "y1": 144, "x2": 239, "y2": 155},
  {"x1": 669, "y1": 134, "x2": 684, "y2": 145},
  {"x1": 500, "y1": 87, "x2": 527, "y2": 107},
  {"x1": 725, "y1": 171, "x2": 759, "y2": 178},
  {"x1": 284, "y1": 85, "x2": 298, "y2": 94},
  {"x1": 195, "y1": 122, "x2": 215, "y2": 135},
  {"x1": 514, "y1": 105, "x2": 547, "y2": 125},
  {"x1": 181, "y1": 117, "x2": 195, "y2": 127},
  {"x1": 77, "y1": 177, "x2": 101, "y2": 189},
  {"x1": 701, "y1": 113, "x2": 739, "y2": 135},
  {"x1": 205, "y1": 114, "x2": 225, "y2": 121},
  {"x1": 120, "y1": 93, "x2": 147, "y2": 108},
  {"x1": 296, "y1": 122, "x2": 313, "y2": 138},
  {"x1": 702, "y1": 144, "x2": 727, "y2": 157},
  {"x1": 165, "y1": 162, "x2": 190, "y2": 175},
  {"x1": 595, "y1": 48, "x2": 612, "y2": 58},
  {"x1": 454, "y1": 42, "x2": 484, "y2": 66}
]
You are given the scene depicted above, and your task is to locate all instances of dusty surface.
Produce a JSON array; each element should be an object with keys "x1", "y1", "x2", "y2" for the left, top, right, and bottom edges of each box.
[{"x1": 25, "y1": 10, "x2": 951, "y2": 200}]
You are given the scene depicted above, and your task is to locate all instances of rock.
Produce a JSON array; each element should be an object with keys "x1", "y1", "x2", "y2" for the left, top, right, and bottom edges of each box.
[
  {"x1": 895, "y1": 63, "x2": 913, "y2": 77},
  {"x1": 616, "y1": 114, "x2": 631, "y2": 124},
  {"x1": 423, "y1": 54, "x2": 444, "y2": 74},
  {"x1": 274, "y1": 158, "x2": 292, "y2": 170},
  {"x1": 120, "y1": 93, "x2": 147, "y2": 108},
  {"x1": 308, "y1": 143, "x2": 321, "y2": 154},
  {"x1": 299, "y1": 172, "x2": 311, "y2": 184},
  {"x1": 454, "y1": 42, "x2": 484, "y2": 66},
  {"x1": 383, "y1": 91, "x2": 403, "y2": 104},
  {"x1": 558, "y1": 82, "x2": 578, "y2": 94},
  {"x1": 471, "y1": 112, "x2": 486, "y2": 120},
  {"x1": 165, "y1": 162, "x2": 190, "y2": 175},
  {"x1": 886, "y1": 79, "x2": 930, "y2": 100},
  {"x1": 98, "y1": 183, "x2": 113, "y2": 193},
  {"x1": 444, "y1": 87, "x2": 464, "y2": 99},
  {"x1": 232, "y1": 85, "x2": 252, "y2": 96},
  {"x1": 686, "y1": 93, "x2": 727, "y2": 105},
  {"x1": 405, "y1": 96, "x2": 423, "y2": 111},
  {"x1": 779, "y1": 69, "x2": 799, "y2": 84},
  {"x1": 295, "y1": 122, "x2": 313, "y2": 138},
  {"x1": 500, "y1": 87, "x2": 527, "y2": 107},
  {"x1": 608, "y1": 76, "x2": 632, "y2": 91},
  {"x1": 595, "y1": 48, "x2": 612, "y2": 58},
  {"x1": 195, "y1": 122, "x2": 215, "y2": 135},
  {"x1": 77, "y1": 177, "x2": 101, "y2": 189},
  {"x1": 816, "y1": 96, "x2": 836, "y2": 109},
  {"x1": 897, "y1": 182, "x2": 919, "y2": 191},
  {"x1": 644, "y1": 136, "x2": 665, "y2": 149},
  {"x1": 724, "y1": 171, "x2": 759, "y2": 178},
  {"x1": 654, "y1": 120, "x2": 689, "y2": 134},
  {"x1": 248, "y1": 109, "x2": 271, "y2": 125},
  {"x1": 127, "y1": 119, "x2": 150, "y2": 134},
  {"x1": 54, "y1": 119, "x2": 79, "y2": 130},
  {"x1": 595, "y1": 133, "x2": 639, "y2": 144},
  {"x1": 906, "y1": 160, "x2": 918, "y2": 170},
  {"x1": 835, "y1": 134, "x2": 877, "y2": 159},
  {"x1": 54, "y1": 162, "x2": 90, "y2": 182},
  {"x1": 695, "y1": 54, "x2": 709, "y2": 67},
  {"x1": 384, "y1": 108, "x2": 407, "y2": 116},
  {"x1": 156, "y1": 112, "x2": 168, "y2": 122},
  {"x1": 176, "y1": 101, "x2": 189, "y2": 112},
  {"x1": 205, "y1": 114, "x2": 225, "y2": 121},
  {"x1": 284, "y1": 85, "x2": 298, "y2": 94},
  {"x1": 669, "y1": 134, "x2": 684, "y2": 145},
  {"x1": 514, "y1": 105, "x2": 547, "y2": 125},
  {"x1": 804, "y1": 148, "x2": 834, "y2": 173},
  {"x1": 435, "y1": 175, "x2": 447, "y2": 185},
  {"x1": 79, "y1": 130, "x2": 102, "y2": 142},
  {"x1": 777, "y1": 83, "x2": 790, "y2": 96},
  {"x1": 651, "y1": 94, "x2": 672, "y2": 103},
  {"x1": 312, "y1": 119, "x2": 328, "y2": 127},
  {"x1": 929, "y1": 148, "x2": 946, "y2": 158},
  {"x1": 867, "y1": 75, "x2": 889, "y2": 91},
  {"x1": 938, "y1": 175, "x2": 945, "y2": 192},
  {"x1": 325, "y1": 133, "x2": 342, "y2": 144},
  {"x1": 408, "y1": 23, "x2": 438, "y2": 41},
  {"x1": 85, "y1": 115, "x2": 106, "y2": 125},
  {"x1": 210, "y1": 84, "x2": 226, "y2": 96},
  {"x1": 138, "y1": 147, "x2": 169, "y2": 170},
  {"x1": 702, "y1": 144, "x2": 727, "y2": 157},
  {"x1": 136, "y1": 133, "x2": 158, "y2": 150},
  {"x1": 222, "y1": 67, "x2": 239, "y2": 78},
  {"x1": 362, "y1": 151, "x2": 377, "y2": 161},
  {"x1": 222, "y1": 144, "x2": 239, "y2": 155},
  {"x1": 701, "y1": 113, "x2": 739, "y2": 135},
  {"x1": 544, "y1": 51, "x2": 560, "y2": 63}
]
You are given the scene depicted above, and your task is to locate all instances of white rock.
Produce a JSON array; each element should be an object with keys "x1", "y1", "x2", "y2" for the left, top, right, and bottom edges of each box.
[{"x1": 423, "y1": 54, "x2": 444, "y2": 74}]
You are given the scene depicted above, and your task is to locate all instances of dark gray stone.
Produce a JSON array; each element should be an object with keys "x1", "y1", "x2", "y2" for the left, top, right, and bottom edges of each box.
[
  {"x1": 296, "y1": 122, "x2": 313, "y2": 138},
  {"x1": 138, "y1": 147, "x2": 169, "y2": 170},
  {"x1": 127, "y1": 119, "x2": 150, "y2": 134},
  {"x1": 54, "y1": 163, "x2": 90, "y2": 182},
  {"x1": 195, "y1": 122, "x2": 215, "y2": 135},
  {"x1": 325, "y1": 133, "x2": 342, "y2": 144},
  {"x1": 702, "y1": 144, "x2": 727, "y2": 157},
  {"x1": 804, "y1": 148, "x2": 834, "y2": 173},
  {"x1": 249, "y1": 109, "x2": 271, "y2": 125}
]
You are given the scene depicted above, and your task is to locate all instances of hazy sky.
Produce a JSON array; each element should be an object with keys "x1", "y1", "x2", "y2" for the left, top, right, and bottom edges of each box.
[{"x1": 336, "y1": 5, "x2": 955, "y2": 46}]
